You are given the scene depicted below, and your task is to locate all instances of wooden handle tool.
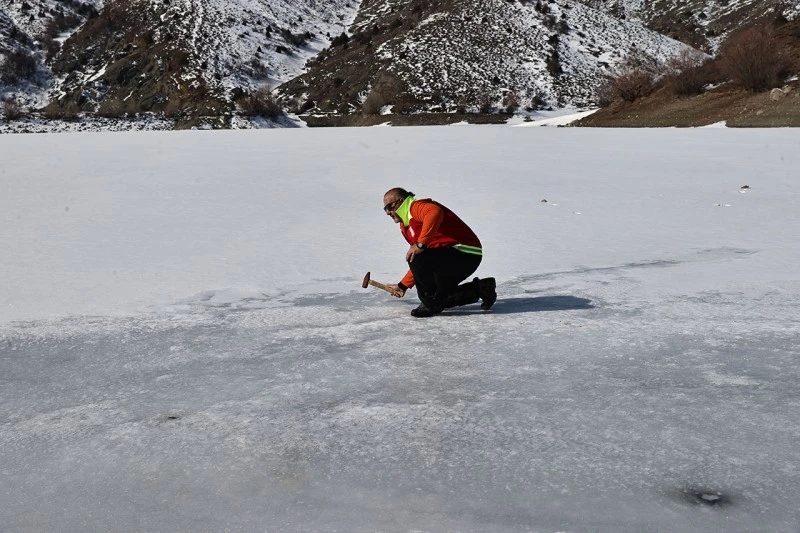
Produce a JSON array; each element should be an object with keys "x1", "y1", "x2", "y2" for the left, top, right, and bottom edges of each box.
[{"x1": 362, "y1": 271, "x2": 392, "y2": 293}]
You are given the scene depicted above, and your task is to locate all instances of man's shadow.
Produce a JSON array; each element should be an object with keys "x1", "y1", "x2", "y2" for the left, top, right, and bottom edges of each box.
[{"x1": 442, "y1": 296, "x2": 594, "y2": 315}]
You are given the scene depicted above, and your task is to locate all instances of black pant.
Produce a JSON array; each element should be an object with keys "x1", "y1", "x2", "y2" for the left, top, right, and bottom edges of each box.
[{"x1": 409, "y1": 246, "x2": 481, "y2": 304}]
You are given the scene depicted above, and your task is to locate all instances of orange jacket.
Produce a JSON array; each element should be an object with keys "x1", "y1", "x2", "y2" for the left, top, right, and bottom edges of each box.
[{"x1": 399, "y1": 199, "x2": 482, "y2": 288}]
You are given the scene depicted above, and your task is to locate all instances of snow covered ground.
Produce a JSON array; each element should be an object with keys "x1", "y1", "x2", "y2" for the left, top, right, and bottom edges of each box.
[{"x1": 1, "y1": 127, "x2": 799, "y2": 532}]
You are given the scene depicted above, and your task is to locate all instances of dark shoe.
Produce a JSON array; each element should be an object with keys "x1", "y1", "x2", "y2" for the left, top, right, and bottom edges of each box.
[
  {"x1": 477, "y1": 277, "x2": 497, "y2": 310},
  {"x1": 440, "y1": 282, "x2": 480, "y2": 309},
  {"x1": 411, "y1": 303, "x2": 442, "y2": 318}
]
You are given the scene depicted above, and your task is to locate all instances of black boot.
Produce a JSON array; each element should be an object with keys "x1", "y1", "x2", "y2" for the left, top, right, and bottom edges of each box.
[
  {"x1": 410, "y1": 289, "x2": 444, "y2": 317},
  {"x1": 440, "y1": 280, "x2": 480, "y2": 309},
  {"x1": 411, "y1": 302, "x2": 443, "y2": 317},
  {"x1": 476, "y1": 277, "x2": 497, "y2": 310}
]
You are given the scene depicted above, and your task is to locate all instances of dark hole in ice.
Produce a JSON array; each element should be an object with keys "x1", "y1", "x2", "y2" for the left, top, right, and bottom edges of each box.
[
  {"x1": 157, "y1": 415, "x2": 182, "y2": 426},
  {"x1": 681, "y1": 487, "x2": 731, "y2": 507}
]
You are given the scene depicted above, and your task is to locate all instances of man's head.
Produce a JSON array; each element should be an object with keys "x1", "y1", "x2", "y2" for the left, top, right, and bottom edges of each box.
[{"x1": 383, "y1": 187, "x2": 412, "y2": 223}]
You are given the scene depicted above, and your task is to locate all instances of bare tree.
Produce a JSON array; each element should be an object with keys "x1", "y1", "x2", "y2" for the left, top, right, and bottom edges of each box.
[
  {"x1": 717, "y1": 25, "x2": 795, "y2": 92},
  {"x1": 239, "y1": 86, "x2": 283, "y2": 119},
  {"x1": 664, "y1": 48, "x2": 716, "y2": 96}
]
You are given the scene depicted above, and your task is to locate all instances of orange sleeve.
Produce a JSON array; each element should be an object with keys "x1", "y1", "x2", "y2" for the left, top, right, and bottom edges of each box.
[
  {"x1": 400, "y1": 269, "x2": 415, "y2": 289},
  {"x1": 411, "y1": 201, "x2": 444, "y2": 245}
]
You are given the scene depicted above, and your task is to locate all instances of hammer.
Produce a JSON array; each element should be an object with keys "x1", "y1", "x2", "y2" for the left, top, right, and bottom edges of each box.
[{"x1": 361, "y1": 271, "x2": 393, "y2": 294}]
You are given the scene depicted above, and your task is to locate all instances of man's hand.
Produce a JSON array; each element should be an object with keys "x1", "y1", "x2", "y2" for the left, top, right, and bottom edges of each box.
[
  {"x1": 406, "y1": 244, "x2": 425, "y2": 263},
  {"x1": 385, "y1": 284, "x2": 406, "y2": 298}
]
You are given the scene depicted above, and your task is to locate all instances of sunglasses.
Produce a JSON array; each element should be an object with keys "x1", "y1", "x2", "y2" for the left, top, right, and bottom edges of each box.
[{"x1": 383, "y1": 198, "x2": 403, "y2": 213}]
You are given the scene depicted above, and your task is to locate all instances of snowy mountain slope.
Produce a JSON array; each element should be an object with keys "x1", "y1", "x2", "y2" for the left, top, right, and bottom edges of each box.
[
  {"x1": 581, "y1": 0, "x2": 800, "y2": 51},
  {"x1": 142, "y1": 0, "x2": 360, "y2": 90},
  {"x1": 3, "y1": 0, "x2": 361, "y2": 126},
  {"x1": 1, "y1": 127, "x2": 800, "y2": 530},
  {"x1": 1, "y1": 0, "x2": 797, "y2": 127},
  {"x1": 280, "y1": 0, "x2": 689, "y2": 116},
  {"x1": 0, "y1": 8, "x2": 16, "y2": 51},
  {"x1": 0, "y1": 0, "x2": 100, "y2": 46},
  {"x1": 0, "y1": 0, "x2": 100, "y2": 109}
]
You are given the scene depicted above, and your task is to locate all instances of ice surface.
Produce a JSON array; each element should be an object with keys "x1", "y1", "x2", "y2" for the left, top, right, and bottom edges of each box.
[{"x1": 1, "y1": 127, "x2": 799, "y2": 531}]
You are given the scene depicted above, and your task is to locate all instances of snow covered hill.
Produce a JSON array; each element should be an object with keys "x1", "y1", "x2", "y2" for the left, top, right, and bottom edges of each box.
[
  {"x1": 2, "y1": 0, "x2": 796, "y2": 128},
  {"x1": 281, "y1": 0, "x2": 688, "y2": 117},
  {"x1": 0, "y1": 0, "x2": 100, "y2": 107},
  {"x1": 586, "y1": 0, "x2": 800, "y2": 51},
  {"x1": 1, "y1": 126, "x2": 800, "y2": 531},
  {"x1": 2, "y1": 0, "x2": 362, "y2": 127},
  {"x1": 0, "y1": 0, "x2": 101, "y2": 43}
]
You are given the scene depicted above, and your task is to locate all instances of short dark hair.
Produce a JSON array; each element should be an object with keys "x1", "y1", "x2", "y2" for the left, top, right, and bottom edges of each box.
[{"x1": 386, "y1": 187, "x2": 414, "y2": 198}]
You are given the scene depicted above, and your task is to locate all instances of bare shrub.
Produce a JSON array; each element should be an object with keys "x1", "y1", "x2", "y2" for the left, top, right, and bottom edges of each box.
[
  {"x1": 280, "y1": 28, "x2": 311, "y2": 48},
  {"x1": 0, "y1": 49, "x2": 38, "y2": 84},
  {"x1": 665, "y1": 48, "x2": 706, "y2": 75},
  {"x1": 546, "y1": 49, "x2": 563, "y2": 76},
  {"x1": 595, "y1": 79, "x2": 615, "y2": 107},
  {"x1": 44, "y1": 39, "x2": 61, "y2": 61},
  {"x1": 477, "y1": 91, "x2": 494, "y2": 114},
  {"x1": 455, "y1": 95, "x2": 469, "y2": 114},
  {"x1": 503, "y1": 92, "x2": 520, "y2": 113},
  {"x1": 611, "y1": 70, "x2": 655, "y2": 102},
  {"x1": 245, "y1": 57, "x2": 269, "y2": 79},
  {"x1": 330, "y1": 32, "x2": 349, "y2": 47},
  {"x1": 239, "y1": 86, "x2": 283, "y2": 119},
  {"x1": 97, "y1": 98, "x2": 127, "y2": 118},
  {"x1": 623, "y1": 46, "x2": 662, "y2": 75},
  {"x1": 598, "y1": 48, "x2": 661, "y2": 104},
  {"x1": 717, "y1": 25, "x2": 795, "y2": 92},
  {"x1": 2, "y1": 99, "x2": 23, "y2": 121},
  {"x1": 664, "y1": 48, "x2": 717, "y2": 96},
  {"x1": 43, "y1": 100, "x2": 80, "y2": 120}
]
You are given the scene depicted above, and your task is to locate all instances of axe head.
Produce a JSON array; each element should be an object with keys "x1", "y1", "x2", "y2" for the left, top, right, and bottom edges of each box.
[{"x1": 361, "y1": 272, "x2": 371, "y2": 289}]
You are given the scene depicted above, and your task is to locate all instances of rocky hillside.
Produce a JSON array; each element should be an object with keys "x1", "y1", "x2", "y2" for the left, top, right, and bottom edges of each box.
[
  {"x1": 577, "y1": 18, "x2": 800, "y2": 127},
  {"x1": 577, "y1": 79, "x2": 800, "y2": 128},
  {"x1": 583, "y1": 0, "x2": 799, "y2": 52},
  {"x1": 2, "y1": 0, "x2": 360, "y2": 127},
  {"x1": 1, "y1": 0, "x2": 799, "y2": 129},
  {"x1": 273, "y1": 0, "x2": 799, "y2": 122},
  {"x1": 1, "y1": 0, "x2": 100, "y2": 107},
  {"x1": 279, "y1": 0, "x2": 687, "y2": 122}
]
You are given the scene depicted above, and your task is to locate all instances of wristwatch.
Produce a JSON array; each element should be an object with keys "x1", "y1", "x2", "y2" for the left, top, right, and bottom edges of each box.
[{"x1": 416, "y1": 242, "x2": 426, "y2": 250}]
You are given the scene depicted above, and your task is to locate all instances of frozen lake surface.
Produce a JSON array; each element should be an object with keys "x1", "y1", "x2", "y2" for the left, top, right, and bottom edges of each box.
[{"x1": 1, "y1": 127, "x2": 799, "y2": 531}]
